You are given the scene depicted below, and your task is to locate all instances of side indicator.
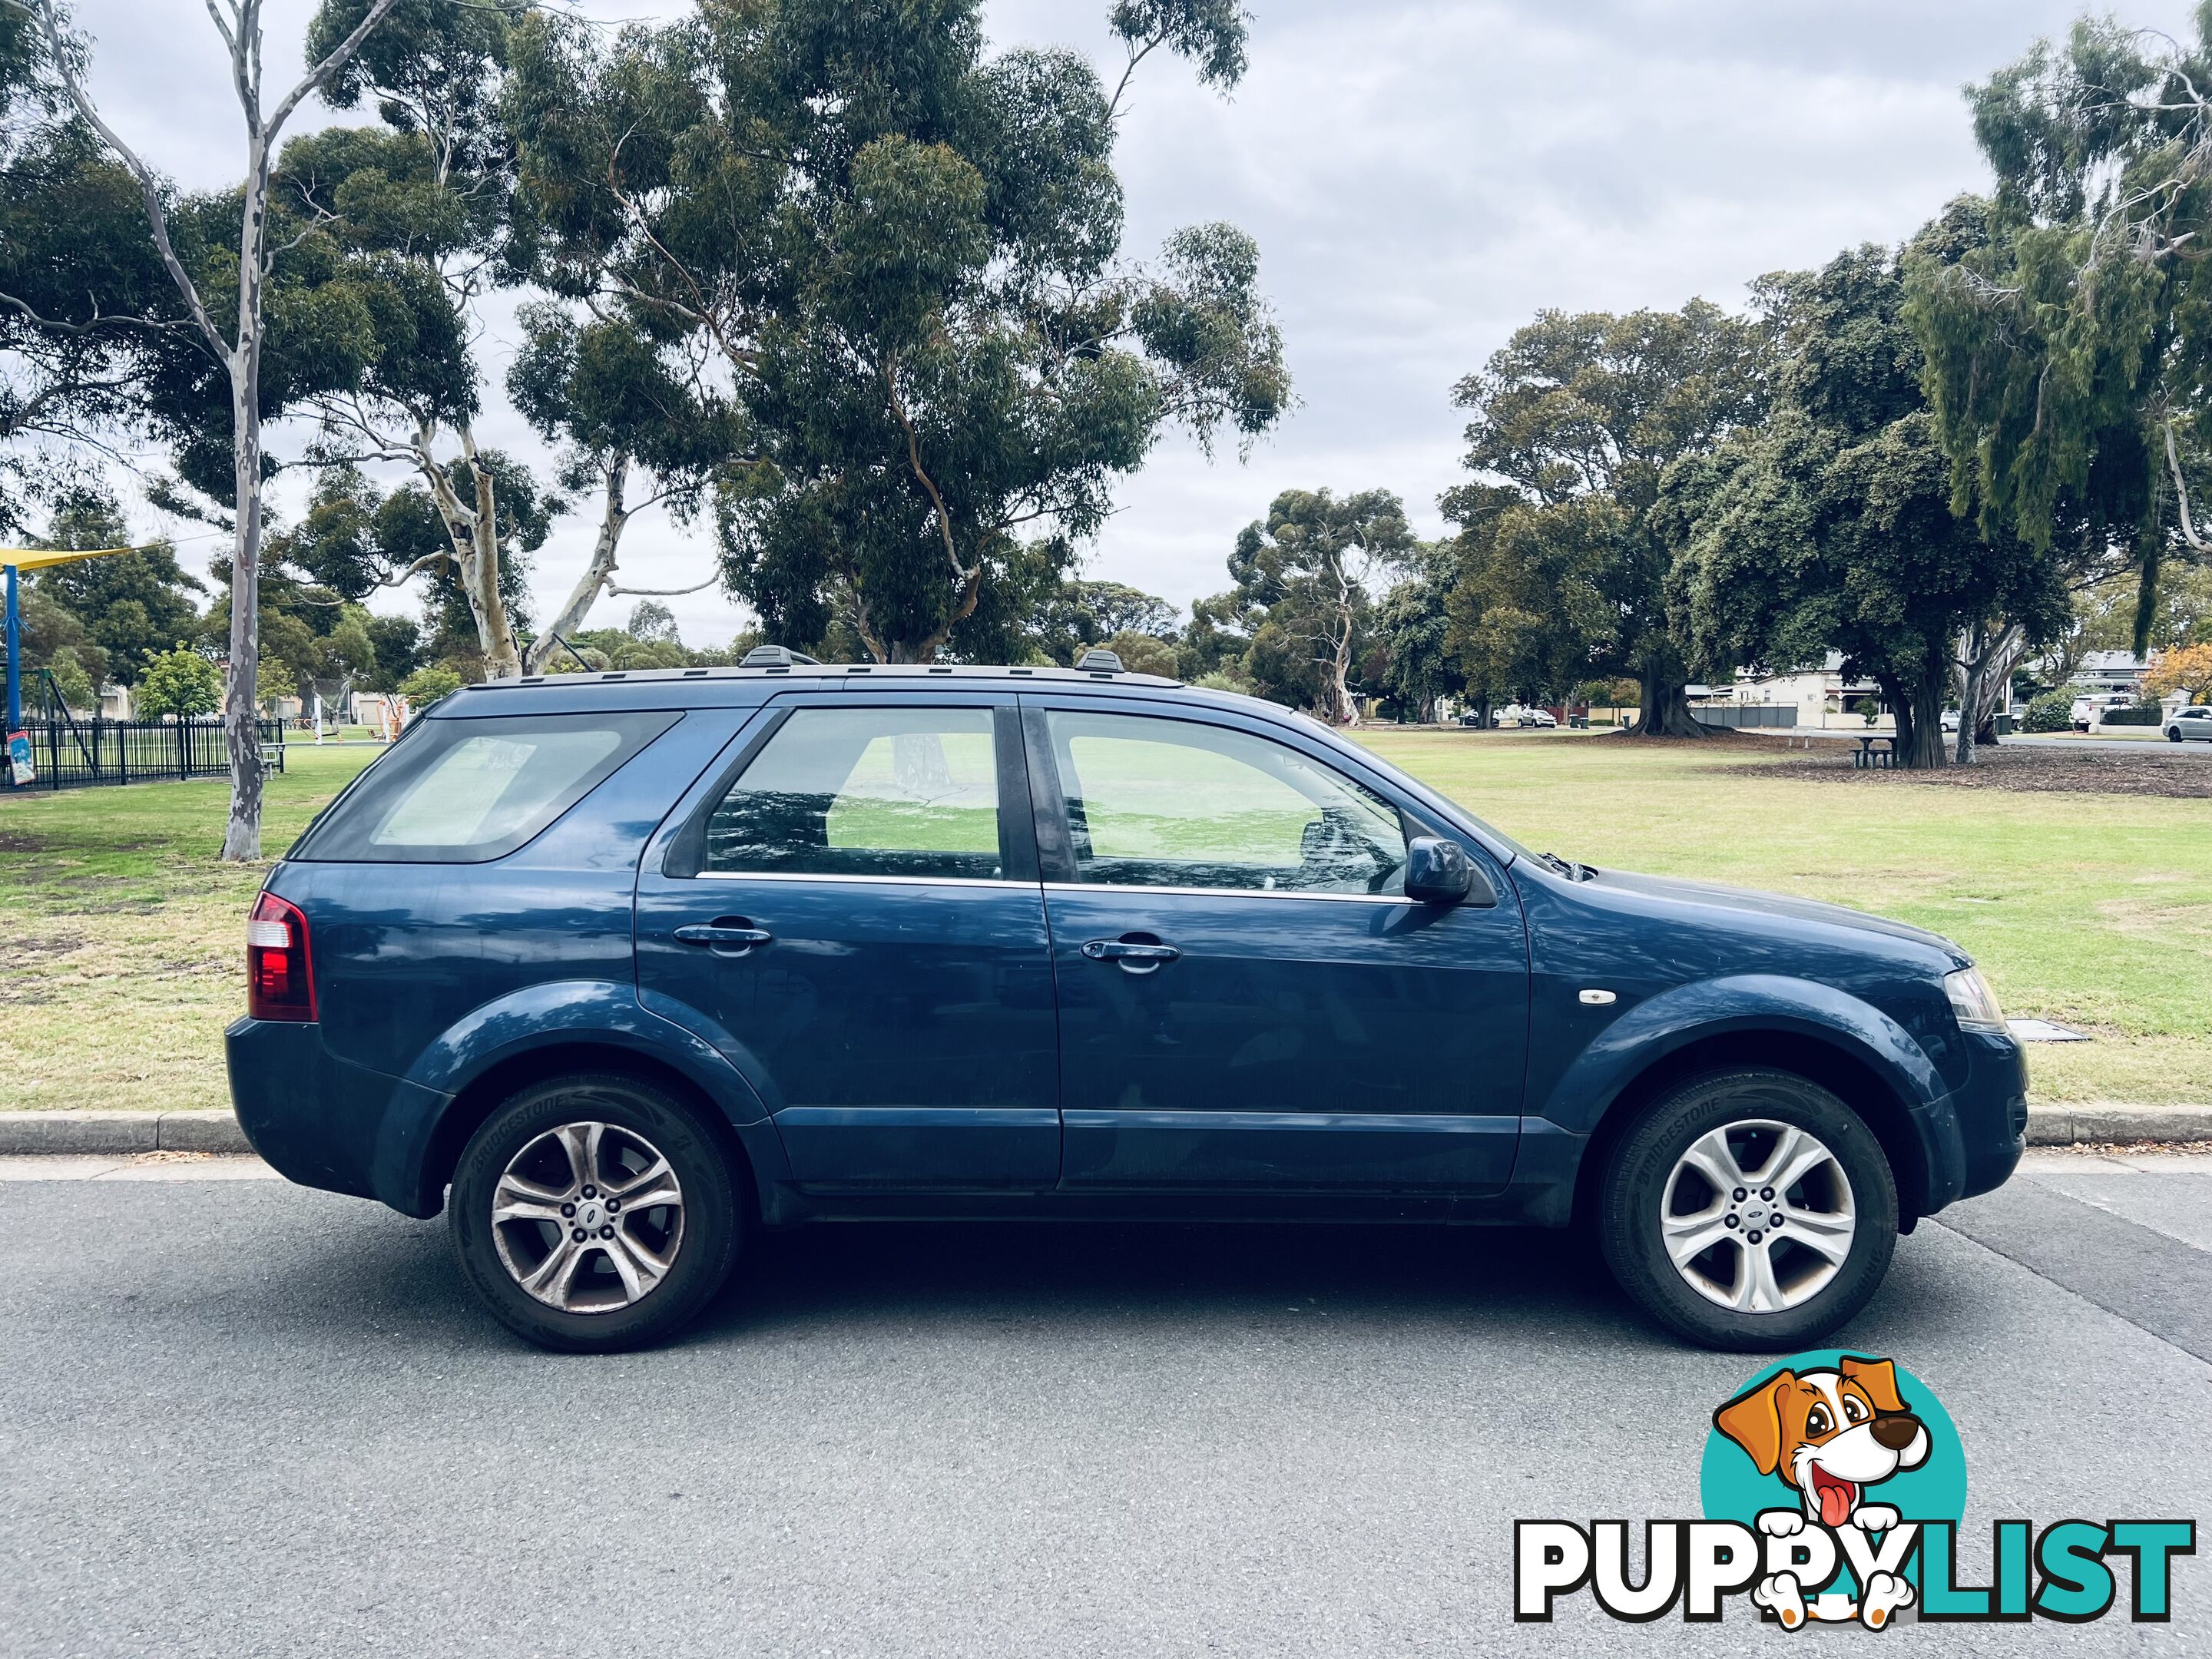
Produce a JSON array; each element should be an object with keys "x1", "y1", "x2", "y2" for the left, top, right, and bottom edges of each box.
[{"x1": 1578, "y1": 988, "x2": 1618, "y2": 1006}]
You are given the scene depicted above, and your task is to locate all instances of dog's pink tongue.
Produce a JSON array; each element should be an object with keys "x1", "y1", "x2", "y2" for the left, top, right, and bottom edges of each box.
[{"x1": 1817, "y1": 1482, "x2": 1853, "y2": 1528}]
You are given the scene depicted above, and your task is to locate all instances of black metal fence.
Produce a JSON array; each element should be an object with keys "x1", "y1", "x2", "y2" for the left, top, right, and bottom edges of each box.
[{"x1": 9, "y1": 704, "x2": 286, "y2": 790}]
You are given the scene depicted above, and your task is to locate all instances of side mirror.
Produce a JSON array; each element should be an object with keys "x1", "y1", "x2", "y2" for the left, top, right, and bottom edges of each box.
[{"x1": 1404, "y1": 836, "x2": 1488, "y2": 906}]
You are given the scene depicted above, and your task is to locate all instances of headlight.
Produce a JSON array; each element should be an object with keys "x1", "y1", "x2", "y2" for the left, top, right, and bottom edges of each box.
[{"x1": 1943, "y1": 967, "x2": 2005, "y2": 1033}]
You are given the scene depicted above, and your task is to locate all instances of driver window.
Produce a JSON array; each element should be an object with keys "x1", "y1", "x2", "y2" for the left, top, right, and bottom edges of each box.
[{"x1": 1045, "y1": 710, "x2": 1407, "y2": 894}]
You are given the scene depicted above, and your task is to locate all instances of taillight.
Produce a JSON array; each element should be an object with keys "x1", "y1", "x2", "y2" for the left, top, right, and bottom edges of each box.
[{"x1": 247, "y1": 891, "x2": 316, "y2": 1022}]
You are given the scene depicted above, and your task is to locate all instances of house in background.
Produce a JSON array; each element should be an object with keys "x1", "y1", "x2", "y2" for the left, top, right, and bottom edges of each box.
[
  {"x1": 2068, "y1": 650, "x2": 2149, "y2": 698},
  {"x1": 1697, "y1": 654, "x2": 1886, "y2": 726}
]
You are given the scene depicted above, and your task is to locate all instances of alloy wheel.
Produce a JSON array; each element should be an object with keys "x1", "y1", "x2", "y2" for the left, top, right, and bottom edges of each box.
[
  {"x1": 488, "y1": 1121, "x2": 686, "y2": 1313},
  {"x1": 1659, "y1": 1118, "x2": 1856, "y2": 1314}
]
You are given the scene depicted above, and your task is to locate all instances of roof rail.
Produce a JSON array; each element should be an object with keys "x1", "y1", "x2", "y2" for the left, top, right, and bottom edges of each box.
[
  {"x1": 1075, "y1": 648, "x2": 1124, "y2": 674},
  {"x1": 740, "y1": 644, "x2": 823, "y2": 667}
]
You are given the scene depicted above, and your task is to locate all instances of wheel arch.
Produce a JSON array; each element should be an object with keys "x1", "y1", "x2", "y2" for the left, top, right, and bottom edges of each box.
[
  {"x1": 409, "y1": 1041, "x2": 778, "y2": 1225},
  {"x1": 1566, "y1": 1028, "x2": 1931, "y2": 1233}
]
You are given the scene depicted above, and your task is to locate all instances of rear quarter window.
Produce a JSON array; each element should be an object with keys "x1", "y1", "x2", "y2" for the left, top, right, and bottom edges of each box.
[{"x1": 293, "y1": 711, "x2": 679, "y2": 863}]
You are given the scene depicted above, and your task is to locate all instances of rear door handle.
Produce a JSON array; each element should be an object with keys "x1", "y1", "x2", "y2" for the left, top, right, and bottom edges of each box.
[
  {"x1": 1081, "y1": 939, "x2": 1181, "y2": 970},
  {"x1": 674, "y1": 923, "x2": 774, "y2": 949}
]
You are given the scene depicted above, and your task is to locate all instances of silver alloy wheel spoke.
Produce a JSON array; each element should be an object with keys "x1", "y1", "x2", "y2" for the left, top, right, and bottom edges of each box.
[
  {"x1": 490, "y1": 1120, "x2": 686, "y2": 1315},
  {"x1": 1661, "y1": 1118, "x2": 1856, "y2": 1316},
  {"x1": 1677, "y1": 1129, "x2": 1748, "y2": 1197}
]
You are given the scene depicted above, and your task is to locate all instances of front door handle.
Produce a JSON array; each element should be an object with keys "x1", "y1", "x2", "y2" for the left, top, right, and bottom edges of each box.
[
  {"x1": 674, "y1": 922, "x2": 774, "y2": 950},
  {"x1": 1081, "y1": 937, "x2": 1181, "y2": 972}
]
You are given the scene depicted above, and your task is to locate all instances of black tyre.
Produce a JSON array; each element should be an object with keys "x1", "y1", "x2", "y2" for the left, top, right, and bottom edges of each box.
[
  {"x1": 449, "y1": 1074, "x2": 740, "y2": 1353},
  {"x1": 1598, "y1": 1069, "x2": 1898, "y2": 1352},
  {"x1": 2170, "y1": 728, "x2": 2184, "y2": 742}
]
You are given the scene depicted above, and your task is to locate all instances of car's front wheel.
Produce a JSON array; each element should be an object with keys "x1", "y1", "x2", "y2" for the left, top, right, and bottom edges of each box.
[
  {"x1": 449, "y1": 1074, "x2": 740, "y2": 1352},
  {"x1": 1598, "y1": 1069, "x2": 1899, "y2": 1351}
]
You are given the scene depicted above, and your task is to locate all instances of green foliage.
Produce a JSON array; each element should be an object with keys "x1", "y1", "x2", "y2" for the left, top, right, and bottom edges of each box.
[
  {"x1": 25, "y1": 495, "x2": 205, "y2": 685},
  {"x1": 1668, "y1": 246, "x2": 2070, "y2": 767},
  {"x1": 1444, "y1": 300, "x2": 1772, "y2": 727},
  {"x1": 1373, "y1": 541, "x2": 1462, "y2": 719},
  {"x1": 41, "y1": 646, "x2": 94, "y2": 713},
  {"x1": 135, "y1": 644, "x2": 223, "y2": 719},
  {"x1": 0, "y1": 24, "x2": 186, "y2": 534},
  {"x1": 398, "y1": 664, "x2": 463, "y2": 704},
  {"x1": 1905, "y1": 18, "x2": 2212, "y2": 657},
  {"x1": 256, "y1": 659, "x2": 297, "y2": 702},
  {"x1": 1193, "y1": 487, "x2": 1412, "y2": 718},
  {"x1": 505, "y1": 0, "x2": 1286, "y2": 662},
  {"x1": 2101, "y1": 700, "x2": 2164, "y2": 725},
  {"x1": 1100, "y1": 628, "x2": 1177, "y2": 677}
]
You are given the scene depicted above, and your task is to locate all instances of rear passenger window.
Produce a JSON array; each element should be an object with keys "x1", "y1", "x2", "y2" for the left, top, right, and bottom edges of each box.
[
  {"x1": 702, "y1": 707, "x2": 1006, "y2": 881},
  {"x1": 294, "y1": 712, "x2": 678, "y2": 863}
]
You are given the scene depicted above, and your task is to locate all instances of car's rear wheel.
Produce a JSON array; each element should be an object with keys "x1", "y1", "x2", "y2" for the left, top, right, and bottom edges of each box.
[
  {"x1": 449, "y1": 1074, "x2": 740, "y2": 1353},
  {"x1": 1599, "y1": 1068, "x2": 1898, "y2": 1351}
]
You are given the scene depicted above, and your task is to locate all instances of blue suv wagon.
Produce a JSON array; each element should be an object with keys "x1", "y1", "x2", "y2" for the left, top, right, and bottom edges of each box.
[{"x1": 228, "y1": 654, "x2": 2028, "y2": 1352}]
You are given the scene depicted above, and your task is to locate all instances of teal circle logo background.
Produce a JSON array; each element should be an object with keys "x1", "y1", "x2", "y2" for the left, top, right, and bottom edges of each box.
[{"x1": 1700, "y1": 1351, "x2": 1966, "y2": 1588}]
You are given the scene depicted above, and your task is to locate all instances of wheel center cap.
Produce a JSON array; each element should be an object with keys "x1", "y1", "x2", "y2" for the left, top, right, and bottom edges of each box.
[
  {"x1": 575, "y1": 1199, "x2": 608, "y2": 1230},
  {"x1": 1742, "y1": 1201, "x2": 1770, "y2": 1228}
]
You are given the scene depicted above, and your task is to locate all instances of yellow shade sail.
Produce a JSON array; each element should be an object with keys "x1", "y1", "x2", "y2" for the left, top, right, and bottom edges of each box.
[{"x1": 2, "y1": 546, "x2": 140, "y2": 572}]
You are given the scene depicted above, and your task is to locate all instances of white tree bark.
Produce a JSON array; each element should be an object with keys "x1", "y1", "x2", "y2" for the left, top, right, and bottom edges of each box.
[{"x1": 28, "y1": 0, "x2": 402, "y2": 858}]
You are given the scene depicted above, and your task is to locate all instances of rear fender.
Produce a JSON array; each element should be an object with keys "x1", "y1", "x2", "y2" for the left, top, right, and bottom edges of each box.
[{"x1": 375, "y1": 979, "x2": 786, "y2": 1216}]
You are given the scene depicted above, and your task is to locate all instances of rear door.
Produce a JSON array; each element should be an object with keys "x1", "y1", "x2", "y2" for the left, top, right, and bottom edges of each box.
[
  {"x1": 1027, "y1": 700, "x2": 1527, "y2": 1192},
  {"x1": 635, "y1": 691, "x2": 1059, "y2": 1190}
]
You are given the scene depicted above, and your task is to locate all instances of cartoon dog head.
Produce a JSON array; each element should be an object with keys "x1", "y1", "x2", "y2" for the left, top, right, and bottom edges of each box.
[{"x1": 1714, "y1": 1356, "x2": 1930, "y2": 1529}]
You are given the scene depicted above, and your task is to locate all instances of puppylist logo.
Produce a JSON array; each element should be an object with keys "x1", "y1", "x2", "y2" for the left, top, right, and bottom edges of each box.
[{"x1": 1515, "y1": 1351, "x2": 2195, "y2": 1628}]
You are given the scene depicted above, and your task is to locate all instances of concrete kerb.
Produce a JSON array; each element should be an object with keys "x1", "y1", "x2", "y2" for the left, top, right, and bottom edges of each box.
[
  {"x1": 0, "y1": 1111, "x2": 253, "y2": 1155},
  {"x1": 0, "y1": 1106, "x2": 2206, "y2": 1157}
]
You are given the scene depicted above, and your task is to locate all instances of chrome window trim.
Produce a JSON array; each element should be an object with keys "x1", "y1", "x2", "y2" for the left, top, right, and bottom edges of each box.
[
  {"x1": 694, "y1": 869, "x2": 1037, "y2": 890},
  {"x1": 1041, "y1": 879, "x2": 1411, "y2": 906}
]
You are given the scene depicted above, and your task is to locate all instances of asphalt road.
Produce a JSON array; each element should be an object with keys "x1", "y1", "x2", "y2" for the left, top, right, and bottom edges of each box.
[{"x1": 2, "y1": 1151, "x2": 2206, "y2": 1657}]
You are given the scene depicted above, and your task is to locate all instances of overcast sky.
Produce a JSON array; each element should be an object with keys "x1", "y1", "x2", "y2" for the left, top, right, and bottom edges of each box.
[{"x1": 67, "y1": 0, "x2": 2200, "y2": 646}]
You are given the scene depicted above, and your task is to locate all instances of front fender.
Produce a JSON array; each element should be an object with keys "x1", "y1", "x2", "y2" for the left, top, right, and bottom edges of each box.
[
  {"x1": 1533, "y1": 973, "x2": 1945, "y2": 1135},
  {"x1": 372, "y1": 979, "x2": 783, "y2": 1216}
]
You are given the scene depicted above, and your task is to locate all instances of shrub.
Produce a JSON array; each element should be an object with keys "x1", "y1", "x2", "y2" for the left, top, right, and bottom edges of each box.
[{"x1": 2021, "y1": 689, "x2": 2074, "y2": 733}]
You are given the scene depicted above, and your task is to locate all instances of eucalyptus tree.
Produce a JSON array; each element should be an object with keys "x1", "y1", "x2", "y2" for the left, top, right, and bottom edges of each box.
[
  {"x1": 294, "y1": 0, "x2": 556, "y2": 680},
  {"x1": 1445, "y1": 300, "x2": 1772, "y2": 736},
  {"x1": 17, "y1": 0, "x2": 402, "y2": 856},
  {"x1": 1201, "y1": 488, "x2": 1412, "y2": 723},
  {"x1": 504, "y1": 0, "x2": 1286, "y2": 664},
  {"x1": 0, "y1": 13, "x2": 174, "y2": 535},
  {"x1": 505, "y1": 303, "x2": 743, "y2": 672},
  {"x1": 1907, "y1": 12, "x2": 2212, "y2": 660}
]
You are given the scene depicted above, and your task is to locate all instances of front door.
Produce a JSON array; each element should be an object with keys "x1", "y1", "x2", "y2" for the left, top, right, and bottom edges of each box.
[
  {"x1": 1029, "y1": 703, "x2": 1527, "y2": 1192},
  {"x1": 635, "y1": 694, "x2": 1059, "y2": 1190}
]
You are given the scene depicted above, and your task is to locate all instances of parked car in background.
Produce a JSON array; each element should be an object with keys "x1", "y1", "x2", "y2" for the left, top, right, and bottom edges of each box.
[
  {"x1": 1940, "y1": 709, "x2": 1959, "y2": 733},
  {"x1": 2167, "y1": 705, "x2": 2212, "y2": 742},
  {"x1": 1519, "y1": 708, "x2": 1558, "y2": 729},
  {"x1": 228, "y1": 653, "x2": 2028, "y2": 1356}
]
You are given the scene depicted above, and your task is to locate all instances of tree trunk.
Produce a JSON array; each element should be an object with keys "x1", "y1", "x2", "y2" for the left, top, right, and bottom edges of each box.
[
  {"x1": 1955, "y1": 630, "x2": 1984, "y2": 768},
  {"x1": 1629, "y1": 658, "x2": 1711, "y2": 738},
  {"x1": 525, "y1": 456, "x2": 629, "y2": 675},
  {"x1": 220, "y1": 149, "x2": 271, "y2": 863},
  {"x1": 1899, "y1": 654, "x2": 1948, "y2": 770},
  {"x1": 440, "y1": 438, "x2": 526, "y2": 685}
]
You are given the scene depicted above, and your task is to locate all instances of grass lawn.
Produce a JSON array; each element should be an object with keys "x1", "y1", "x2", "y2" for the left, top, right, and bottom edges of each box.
[
  {"x1": 1, "y1": 745, "x2": 379, "y2": 1116},
  {"x1": 1, "y1": 727, "x2": 2204, "y2": 1113}
]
